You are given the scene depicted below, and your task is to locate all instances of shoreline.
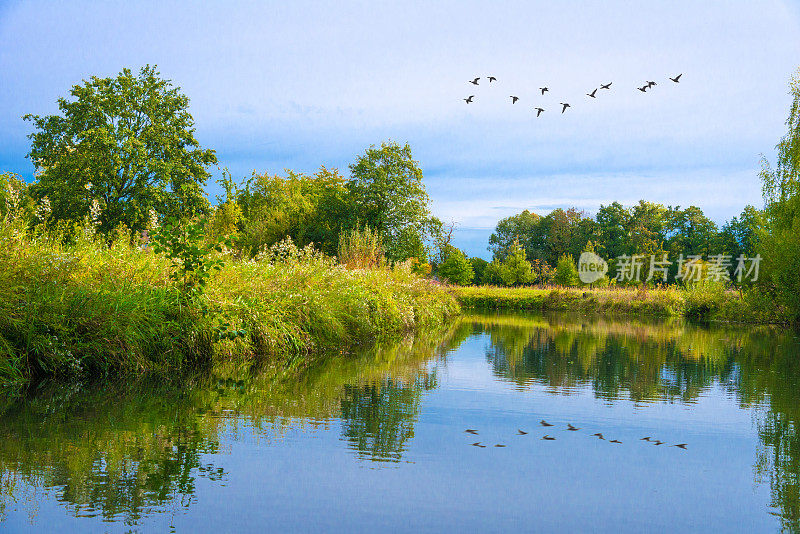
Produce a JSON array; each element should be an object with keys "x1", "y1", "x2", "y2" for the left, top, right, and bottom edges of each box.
[{"x1": 451, "y1": 285, "x2": 792, "y2": 326}]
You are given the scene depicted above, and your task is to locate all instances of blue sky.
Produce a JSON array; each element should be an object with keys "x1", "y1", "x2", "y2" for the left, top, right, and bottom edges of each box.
[{"x1": 2, "y1": 1, "x2": 800, "y2": 258}]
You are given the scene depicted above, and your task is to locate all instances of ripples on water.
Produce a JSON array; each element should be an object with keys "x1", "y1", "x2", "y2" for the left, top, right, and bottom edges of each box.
[{"x1": 1, "y1": 312, "x2": 799, "y2": 532}]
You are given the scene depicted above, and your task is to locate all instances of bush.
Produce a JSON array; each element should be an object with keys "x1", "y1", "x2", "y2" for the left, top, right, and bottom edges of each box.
[
  {"x1": 469, "y1": 257, "x2": 489, "y2": 285},
  {"x1": 438, "y1": 249, "x2": 474, "y2": 286},
  {"x1": 552, "y1": 254, "x2": 579, "y2": 286},
  {"x1": 683, "y1": 279, "x2": 726, "y2": 319}
]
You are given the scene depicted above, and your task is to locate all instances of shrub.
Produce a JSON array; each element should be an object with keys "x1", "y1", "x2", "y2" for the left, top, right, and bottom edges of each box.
[
  {"x1": 469, "y1": 257, "x2": 489, "y2": 285},
  {"x1": 552, "y1": 254, "x2": 580, "y2": 286},
  {"x1": 438, "y1": 249, "x2": 474, "y2": 286}
]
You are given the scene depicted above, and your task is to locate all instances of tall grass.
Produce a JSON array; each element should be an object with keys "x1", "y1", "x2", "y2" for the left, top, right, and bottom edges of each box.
[
  {"x1": 337, "y1": 225, "x2": 385, "y2": 269},
  {"x1": 0, "y1": 225, "x2": 459, "y2": 387},
  {"x1": 452, "y1": 284, "x2": 791, "y2": 324}
]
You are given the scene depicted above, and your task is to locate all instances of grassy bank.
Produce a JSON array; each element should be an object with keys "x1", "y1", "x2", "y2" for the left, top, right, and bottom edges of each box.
[
  {"x1": 0, "y1": 229, "x2": 459, "y2": 387},
  {"x1": 452, "y1": 284, "x2": 790, "y2": 325}
]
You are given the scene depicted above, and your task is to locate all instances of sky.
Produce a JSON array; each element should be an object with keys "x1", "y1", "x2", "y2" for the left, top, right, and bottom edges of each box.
[{"x1": 1, "y1": 0, "x2": 800, "y2": 258}]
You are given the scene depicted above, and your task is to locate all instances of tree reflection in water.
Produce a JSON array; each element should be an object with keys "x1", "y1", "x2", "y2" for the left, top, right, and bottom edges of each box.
[
  {"x1": 1, "y1": 314, "x2": 799, "y2": 531},
  {"x1": 460, "y1": 312, "x2": 800, "y2": 533}
]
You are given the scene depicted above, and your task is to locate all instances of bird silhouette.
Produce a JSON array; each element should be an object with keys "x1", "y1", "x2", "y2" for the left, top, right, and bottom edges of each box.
[
  {"x1": 587, "y1": 88, "x2": 597, "y2": 98},
  {"x1": 673, "y1": 443, "x2": 688, "y2": 449},
  {"x1": 540, "y1": 87, "x2": 549, "y2": 95},
  {"x1": 653, "y1": 440, "x2": 664, "y2": 446},
  {"x1": 488, "y1": 76, "x2": 497, "y2": 82},
  {"x1": 464, "y1": 95, "x2": 474, "y2": 104},
  {"x1": 646, "y1": 80, "x2": 656, "y2": 88},
  {"x1": 592, "y1": 433, "x2": 605, "y2": 440},
  {"x1": 640, "y1": 437, "x2": 652, "y2": 442},
  {"x1": 471, "y1": 442, "x2": 486, "y2": 448},
  {"x1": 517, "y1": 429, "x2": 528, "y2": 435},
  {"x1": 535, "y1": 107, "x2": 544, "y2": 117},
  {"x1": 465, "y1": 429, "x2": 478, "y2": 435},
  {"x1": 609, "y1": 439, "x2": 622, "y2": 444},
  {"x1": 600, "y1": 82, "x2": 612, "y2": 90},
  {"x1": 510, "y1": 96, "x2": 519, "y2": 104},
  {"x1": 540, "y1": 420, "x2": 554, "y2": 427},
  {"x1": 542, "y1": 435, "x2": 556, "y2": 441},
  {"x1": 566, "y1": 424, "x2": 580, "y2": 431},
  {"x1": 470, "y1": 77, "x2": 480, "y2": 85},
  {"x1": 670, "y1": 74, "x2": 682, "y2": 83},
  {"x1": 638, "y1": 85, "x2": 648, "y2": 92},
  {"x1": 560, "y1": 102, "x2": 570, "y2": 113},
  {"x1": 495, "y1": 444, "x2": 507, "y2": 448}
]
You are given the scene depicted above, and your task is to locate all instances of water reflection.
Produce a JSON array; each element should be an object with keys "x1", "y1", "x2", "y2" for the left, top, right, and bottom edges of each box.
[
  {"x1": 458, "y1": 312, "x2": 800, "y2": 532},
  {"x1": 0, "y1": 313, "x2": 799, "y2": 531},
  {"x1": 0, "y1": 331, "x2": 446, "y2": 526}
]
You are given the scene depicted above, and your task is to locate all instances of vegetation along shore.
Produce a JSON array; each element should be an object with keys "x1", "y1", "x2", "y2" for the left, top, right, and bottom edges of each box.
[{"x1": 3, "y1": 66, "x2": 800, "y2": 387}]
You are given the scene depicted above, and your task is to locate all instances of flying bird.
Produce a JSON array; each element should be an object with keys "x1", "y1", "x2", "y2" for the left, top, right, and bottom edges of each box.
[
  {"x1": 464, "y1": 95, "x2": 474, "y2": 104},
  {"x1": 600, "y1": 82, "x2": 612, "y2": 90},
  {"x1": 540, "y1": 87, "x2": 549, "y2": 95},
  {"x1": 542, "y1": 435, "x2": 556, "y2": 441},
  {"x1": 560, "y1": 102, "x2": 570, "y2": 113},
  {"x1": 592, "y1": 433, "x2": 605, "y2": 440},
  {"x1": 517, "y1": 429, "x2": 528, "y2": 435},
  {"x1": 470, "y1": 77, "x2": 480, "y2": 85},
  {"x1": 540, "y1": 420, "x2": 554, "y2": 427},
  {"x1": 566, "y1": 423, "x2": 580, "y2": 431},
  {"x1": 653, "y1": 440, "x2": 664, "y2": 446},
  {"x1": 609, "y1": 439, "x2": 622, "y2": 444},
  {"x1": 488, "y1": 76, "x2": 497, "y2": 82},
  {"x1": 495, "y1": 444, "x2": 507, "y2": 448},
  {"x1": 646, "y1": 80, "x2": 656, "y2": 88},
  {"x1": 640, "y1": 437, "x2": 652, "y2": 442},
  {"x1": 471, "y1": 442, "x2": 486, "y2": 448},
  {"x1": 670, "y1": 74, "x2": 682, "y2": 83},
  {"x1": 535, "y1": 107, "x2": 544, "y2": 117},
  {"x1": 673, "y1": 443, "x2": 688, "y2": 449},
  {"x1": 465, "y1": 429, "x2": 478, "y2": 435},
  {"x1": 638, "y1": 86, "x2": 648, "y2": 92},
  {"x1": 587, "y1": 89, "x2": 597, "y2": 98},
  {"x1": 510, "y1": 96, "x2": 519, "y2": 104}
]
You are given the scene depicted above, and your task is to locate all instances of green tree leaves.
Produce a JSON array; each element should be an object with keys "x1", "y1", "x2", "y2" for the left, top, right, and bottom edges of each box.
[
  {"x1": 24, "y1": 65, "x2": 217, "y2": 233},
  {"x1": 348, "y1": 142, "x2": 439, "y2": 262}
]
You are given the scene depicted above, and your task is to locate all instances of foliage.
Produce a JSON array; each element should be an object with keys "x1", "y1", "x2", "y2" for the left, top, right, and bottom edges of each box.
[
  {"x1": 759, "y1": 67, "x2": 800, "y2": 323},
  {"x1": 151, "y1": 218, "x2": 225, "y2": 301},
  {"x1": 337, "y1": 225, "x2": 386, "y2": 269},
  {"x1": 235, "y1": 166, "x2": 349, "y2": 256},
  {"x1": 347, "y1": 141, "x2": 441, "y2": 262},
  {"x1": 0, "y1": 220, "x2": 458, "y2": 386},
  {"x1": 552, "y1": 254, "x2": 580, "y2": 287},
  {"x1": 23, "y1": 65, "x2": 217, "y2": 233},
  {"x1": 502, "y1": 239, "x2": 536, "y2": 286},
  {"x1": 468, "y1": 257, "x2": 489, "y2": 284},
  {"x1": 437, "y1": 247, "x2": 474, "y2": 286}
]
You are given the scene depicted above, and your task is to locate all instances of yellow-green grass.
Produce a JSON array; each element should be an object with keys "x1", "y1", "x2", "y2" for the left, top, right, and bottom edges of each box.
[
  {"x1": 0, "y1": 228, "x2": 459, "y2": 387},
  {"x1": 451, "y1": 284, "x2": 790, "y2": 325}
]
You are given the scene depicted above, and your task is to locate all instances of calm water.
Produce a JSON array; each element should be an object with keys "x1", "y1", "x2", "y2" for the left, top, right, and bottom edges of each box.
[{"x1": 2, "y1": 312, "x2": 800, "y2": 533}]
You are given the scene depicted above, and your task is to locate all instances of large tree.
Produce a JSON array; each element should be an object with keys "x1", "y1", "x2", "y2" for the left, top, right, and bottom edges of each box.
[
  {"x1": 760, "y1": 68, "x2": 800, "y2": 321},
  {"x1": 347, "y1": 141, "x2": 440, "y2": 262},
  {"x1": 24, "y1": 65, "x2": 217, "y2": 233}
]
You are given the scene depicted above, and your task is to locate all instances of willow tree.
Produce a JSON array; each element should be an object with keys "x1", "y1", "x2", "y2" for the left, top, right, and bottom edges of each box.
[
  {"x1": 24, "y1": 65, "x2": 217, "y2": 233},
  {"x1": 759, "y1": 68, "x2": 800, "y2": 321}
]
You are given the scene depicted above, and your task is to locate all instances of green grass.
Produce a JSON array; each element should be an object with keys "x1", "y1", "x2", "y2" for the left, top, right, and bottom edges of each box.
[
  {"x1": 0, "y1": 227, "x2": 459, "y2": 387},
  {"x1": 452, "y1": 284, "x2": 791, "y2": 325}
]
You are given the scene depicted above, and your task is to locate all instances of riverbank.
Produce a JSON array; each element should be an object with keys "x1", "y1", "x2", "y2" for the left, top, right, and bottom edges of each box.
[
  {"x1": 452, "y1": 285, "x2": 790, "y2": 325},
  {"x1": 0, "y1": 233, "x2": 459, "y2": 387}
]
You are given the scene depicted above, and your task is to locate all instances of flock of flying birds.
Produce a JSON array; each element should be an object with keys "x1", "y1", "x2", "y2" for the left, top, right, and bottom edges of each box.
[
  {"x1": 462, "y1": 73, "x2": 683, "y2": 115},
  {"x1": 464, "y1": 420, "x2": 688, "y2": 449}
]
